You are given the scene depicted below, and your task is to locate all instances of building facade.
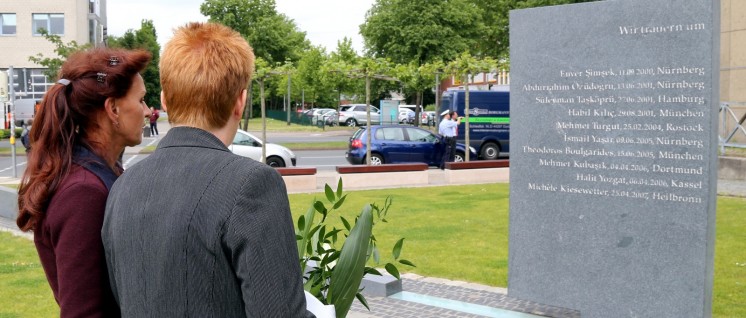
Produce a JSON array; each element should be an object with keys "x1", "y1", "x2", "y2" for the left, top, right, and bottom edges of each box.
[
  {"x1": 721, "y1": 0, "x2": 745, "y2": 104},
  {"x1": 721, "y1": 0, "x2": 745, "y2": 143},
  {"x1": 0, "y1": 0, "x2": 106, "y2": 101}
]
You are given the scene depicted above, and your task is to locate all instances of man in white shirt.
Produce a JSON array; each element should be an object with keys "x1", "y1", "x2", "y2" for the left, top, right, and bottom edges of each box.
[{"x1": 438, "y1": 111, "x2": 461, "y2": 169}]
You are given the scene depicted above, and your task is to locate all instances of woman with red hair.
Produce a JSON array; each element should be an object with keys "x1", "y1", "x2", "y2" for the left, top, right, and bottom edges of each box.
[{"x1": 16, "y1": 48, "x2": 151, "y2": 317}]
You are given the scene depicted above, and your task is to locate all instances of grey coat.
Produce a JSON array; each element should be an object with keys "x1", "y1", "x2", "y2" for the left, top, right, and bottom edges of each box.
[{"x1": 102, "y1": 127, "x2": 313, "y2": 317}]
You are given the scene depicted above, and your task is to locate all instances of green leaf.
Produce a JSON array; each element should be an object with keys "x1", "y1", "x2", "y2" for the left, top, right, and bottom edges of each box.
[
  {"x1": 325, "y1": 184, "x2": 335, "y2": 203},
  {"x1": 399, "y1": 259, "x2": 416, "y2": 267},
  {"x1": 314, "y1": 201, "x2": 327, "y2": 214},
  {"x1": 392, "y1": 238, "x2": 404, "y2": 260},
  {"x1": 333, "y1": 195, "x2": 347, "y2": 210},
  {"x1": 372, "y1": 246, "x2": 380, "y2": 264},
  {"x1": 340, "y1": 216, "x2": 351, "y2": 232},
  {"x1": 297, "y1": 205, "x2": 316, "y2": 259},
  {"x1": 297, "y1": 215, "x2": 305, "y2": 232},
  {"x1": 355, "y1": 292, "x2": 371, "y2": 311},
  {"x1": 364, "y1": 267, "x2": 383, "y2": 276},
  {"x1": 328, "y1": 205, "x2": 374, "y2": 318},
  {"x1": 336, "y1": 178, "x2": 344, "y2": 198},
  {"x1": 325, "y1": 229, "x2": 342, "y2": 240},
  {"x1": 385, "y1": 263, "x2": 400, "y2": 279}
]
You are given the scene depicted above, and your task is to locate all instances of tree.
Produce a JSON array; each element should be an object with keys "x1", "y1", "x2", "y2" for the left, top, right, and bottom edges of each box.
[
  {"x1": 200, "y1": 0, "x2": 308, "y2": 63},
  {"x1": 296, "y1": 46, "x2": 332, "y2": 108},
  {"x1": 393, "y1": 61, "x2": 441, "y2": 125},
  {"x1": 360, "y1": 0, "x2": 484, "y2": 65},
  {"x1": 253, "y1": 57, "x2": 273, "y2": 161},
  {"x1": 28, "y1": 29, "x2": 91, "y2": 80},
  {"x1": 473, "y1": 0, "x2": 598, "y2": 58},
  {"x1": 107, "y1": 20, "x2": 162, "y2": 109},
  {"x1": 445, "y1": 53, "x2": 499, "y2": 161},
  {"x1": 347, "y1": 57, "x2": 394, "y2": 165},
  {"x1": 323, "y1": 38, "x2": 360, "y2": 106},
  {"x1": 201, "y1": 0, "x2": 309, "y2": 120}
]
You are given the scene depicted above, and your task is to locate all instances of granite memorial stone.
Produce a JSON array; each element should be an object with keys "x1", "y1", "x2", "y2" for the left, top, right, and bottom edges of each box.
[{"x1": 508, "y1": 0, "x2": 719, "y2": 317}]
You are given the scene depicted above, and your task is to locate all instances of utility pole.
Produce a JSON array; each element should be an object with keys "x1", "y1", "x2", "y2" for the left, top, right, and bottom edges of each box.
[{"x1": 9, "y1": 66, "x2": 17, "y2": 177}]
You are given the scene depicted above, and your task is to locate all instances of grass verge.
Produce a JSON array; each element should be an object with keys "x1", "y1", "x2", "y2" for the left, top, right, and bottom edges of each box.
[
  {"x1": 0, "y1": 147, "x2": 26, "y2": 156},
  {"x1": 0, "y1": 185, "x2": 743, "y2": 317},
  {"x1": 242, "y1": 117, "x2": 355, "y2": 133},
  {"x1": 721, "y1": 146, "x2": 746, "y2": 158},
  {"x1": 279, "y1": 141, "x2": 348, "y2": 150}
]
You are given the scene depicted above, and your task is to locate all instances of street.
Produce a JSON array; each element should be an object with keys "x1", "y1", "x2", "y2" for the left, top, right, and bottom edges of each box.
[{"x1": 0, "y1": 149, "x2": 350, "y2": 179}]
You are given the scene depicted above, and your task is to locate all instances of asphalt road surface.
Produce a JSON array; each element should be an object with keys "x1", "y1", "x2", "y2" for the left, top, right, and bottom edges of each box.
[{"x1": 0, "y1": 149, "x2": 350, "y2": 179}]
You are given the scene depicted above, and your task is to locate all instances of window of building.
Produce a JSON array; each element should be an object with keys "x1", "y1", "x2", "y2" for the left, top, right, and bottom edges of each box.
[
  {"x1": 32, "y1": 13, "x2": 64, "y2": 36},
  {"x1": 1, "y1": 14, "x2": 16, "y2": 35}
]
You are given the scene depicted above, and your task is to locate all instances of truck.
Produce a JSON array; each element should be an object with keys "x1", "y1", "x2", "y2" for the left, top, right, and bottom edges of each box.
[
  {"x1": 14, "y1": 99, "x2": 37, "y2": 125},
  {"x1": 439, "y1": 89, "x2": 510, "y2": 160}
]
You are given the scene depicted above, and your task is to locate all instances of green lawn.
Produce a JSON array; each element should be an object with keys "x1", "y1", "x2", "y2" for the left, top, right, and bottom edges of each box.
[
  {"x1": 242, "y1": 117, "x2": 355, "y2": 133},
  {"x1": 1, "y1": 185, "x2": 743, "y2": 317},
  {"x1": 0, "y1": 232, "x2": 58, "y2": 317},
  {"x1": 0, "y1": 146, "x2": 26, "y2": 156}
]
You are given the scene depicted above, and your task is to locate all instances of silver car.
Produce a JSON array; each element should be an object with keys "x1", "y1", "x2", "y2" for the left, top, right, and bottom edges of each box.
[
  {"x1": 229, "y1": 129, "x2": 296, "y2": 167},
  {"x1": 338, "y1": 104, "x2": 381, "y2": 127}
]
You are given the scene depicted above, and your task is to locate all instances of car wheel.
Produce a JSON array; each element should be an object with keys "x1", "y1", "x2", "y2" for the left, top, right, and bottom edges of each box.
[
  {"x1": 266, "y1": 156, "x2": 285, "y2": 167},
  {"x1": 454, "y1": 152, "x2": 465, "y2": 162},
  {"x1": 480, "y1": 142, "x2": 500, "y2": 160},
  {"x1": 369, "y1": 153, "x2": 384, "y2": 165},
  {"x1": 346, "y1": 119, "x2": 357, "y2": 127}
]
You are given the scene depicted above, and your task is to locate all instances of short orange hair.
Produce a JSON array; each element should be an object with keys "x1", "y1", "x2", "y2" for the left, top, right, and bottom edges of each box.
[{"x1": 160, "y1": 22, "x2": 254, "y2": 129}]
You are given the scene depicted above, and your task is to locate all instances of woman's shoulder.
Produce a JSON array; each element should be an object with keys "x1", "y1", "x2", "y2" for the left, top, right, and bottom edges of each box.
[{"x1": 42, "y1": 165, "x2": 109, "y2": 233}]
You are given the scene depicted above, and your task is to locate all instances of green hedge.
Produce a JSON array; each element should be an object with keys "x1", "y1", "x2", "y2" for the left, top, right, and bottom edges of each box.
[{"x1": 0, "y1": 128, "x2": 23, "y2": 139}]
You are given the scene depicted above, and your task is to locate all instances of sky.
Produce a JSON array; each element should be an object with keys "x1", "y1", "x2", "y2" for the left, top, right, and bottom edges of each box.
[{"x1": 106, "y1": 0, "x2": 375, "y2": 54}]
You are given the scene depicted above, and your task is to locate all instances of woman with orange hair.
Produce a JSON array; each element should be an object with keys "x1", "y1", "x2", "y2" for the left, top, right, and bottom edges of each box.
[{"x1": 16, "y1": 48, "x2": 151, "y2": 317}]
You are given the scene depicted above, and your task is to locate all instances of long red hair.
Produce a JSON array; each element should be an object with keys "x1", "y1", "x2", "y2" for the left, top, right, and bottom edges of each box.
[{"x1": 16, "y1": 48, "x2": 151, "y2": 232}]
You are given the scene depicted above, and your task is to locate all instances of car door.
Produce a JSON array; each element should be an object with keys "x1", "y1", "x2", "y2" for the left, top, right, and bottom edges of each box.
[
  {"x1": 405, "y1": 127, "x2": 440, "y2": 165},
  {"x1": 229, "y1": 131, "x2": 262, "y2": 161},
  {"x1": 370, "y1": 106, "x2": 381, "y2": 124},
  {"x1": 375, "y1": 127, "x2": 408, "y2": 163}
]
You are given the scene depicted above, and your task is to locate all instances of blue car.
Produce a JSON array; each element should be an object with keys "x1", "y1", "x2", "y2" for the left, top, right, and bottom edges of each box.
[{"x1": 345, "y1": 125, "x2": 477, "y2": 166}]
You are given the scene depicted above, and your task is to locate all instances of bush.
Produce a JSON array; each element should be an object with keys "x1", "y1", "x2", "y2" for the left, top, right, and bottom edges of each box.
[{"x1": 0, "y1": 128, "x2": 22, "y2": 139}]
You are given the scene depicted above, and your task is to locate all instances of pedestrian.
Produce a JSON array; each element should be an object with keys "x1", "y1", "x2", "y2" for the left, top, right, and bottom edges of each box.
[
  {"x1": 449, "y1": 111, "x2": 461, "y2": 162},
  {"x1": 149, "y1": 106, "x2": 159, "y2": 136},
  {"x1": 20, "y1": 119, "x2": 32, "y2": 152},
  {"x1": 439, "y1": 110, "x2": 460, "y2": 169},
  {"x1": 16, "y1": 47, "x2": 152, "y2": 318},
  {"x1": 102, "y1": 22, "x2": 313, "y2": 317}
]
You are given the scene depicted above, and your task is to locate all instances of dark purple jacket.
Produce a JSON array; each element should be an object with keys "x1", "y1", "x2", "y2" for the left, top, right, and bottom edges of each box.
[{"x1": 34, "y1": 148, "x2": 120, "y2": 318}]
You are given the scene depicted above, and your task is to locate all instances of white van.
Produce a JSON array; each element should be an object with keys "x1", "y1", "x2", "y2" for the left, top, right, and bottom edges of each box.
[{"x1": 13, "y1": 99, "x2": 37, "y2": 125}]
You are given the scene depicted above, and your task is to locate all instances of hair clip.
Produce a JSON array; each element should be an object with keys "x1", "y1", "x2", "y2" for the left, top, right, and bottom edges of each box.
[
  {"x1": 57, "y1": 79, "x2": 70, "y2": 86},
  {"x1": 96, "y1": 72, "x2": 107, "y2": 83},
  {"x1": 109, "y1": 57, "x2": 120, "y2": 66}
]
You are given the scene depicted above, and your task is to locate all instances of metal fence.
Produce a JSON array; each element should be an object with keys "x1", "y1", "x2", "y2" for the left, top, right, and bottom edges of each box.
[
  {"x1": 265, "y1": 110, "x2": 336, "y2": 128},
  {"x1": 720, "y1": 101, "x2": 746, "y2": 152}
]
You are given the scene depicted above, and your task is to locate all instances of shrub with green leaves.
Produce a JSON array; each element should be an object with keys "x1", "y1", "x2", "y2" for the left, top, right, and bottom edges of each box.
[{"x1": 296, "y1": 178, "x2": 414, "y2": 318}]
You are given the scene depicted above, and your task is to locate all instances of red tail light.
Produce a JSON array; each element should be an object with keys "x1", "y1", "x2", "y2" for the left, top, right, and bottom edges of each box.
[{"x1": 351, "y1": 139, "x2": 363, "y2": 148}]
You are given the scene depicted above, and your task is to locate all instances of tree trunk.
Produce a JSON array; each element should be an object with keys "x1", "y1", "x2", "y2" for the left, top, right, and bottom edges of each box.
[
  {"x1": 261, "y1": 80, "x2": 267, "y2": 163},
  {"x1": 365, "y1": 76, "x2": 372, "y2": 165},
  {"x1": 464, "y1": 74, "x2": 470, "y2": 162},
  {"x1": 414, "y1": 91, "x2": 422, "y2": 126},
  {"x1": 242, "y1": 81, "x2": 253, "y2": 131}
]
